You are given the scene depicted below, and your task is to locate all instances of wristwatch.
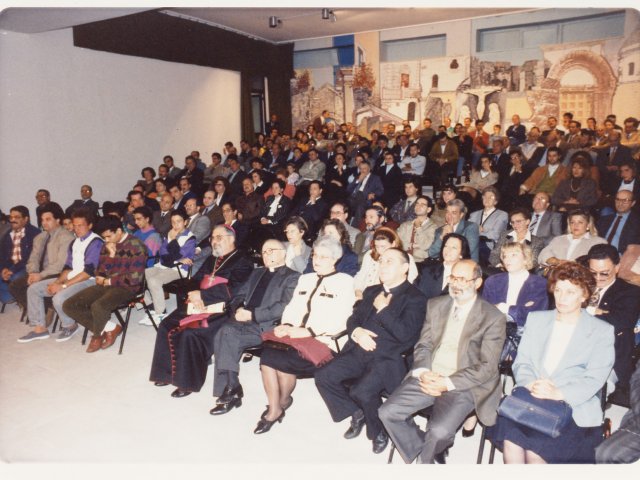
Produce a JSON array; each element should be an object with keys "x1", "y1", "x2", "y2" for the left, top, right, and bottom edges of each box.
[{"x1": 62, "y1": 283, "x2": 68, "y2": 289}]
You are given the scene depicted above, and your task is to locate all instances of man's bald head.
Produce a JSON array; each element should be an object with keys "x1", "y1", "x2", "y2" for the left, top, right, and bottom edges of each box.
[{"x1": 261, "y1": 239, "x2": 286, "y2": 269}]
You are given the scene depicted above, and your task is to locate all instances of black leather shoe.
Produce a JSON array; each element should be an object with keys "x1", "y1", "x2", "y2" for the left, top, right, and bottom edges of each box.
[
  {"x1": 254, "y1": 410, "x2": 285, "y2": 434},
  {"x1": 372, "y1": 430, "x2": 389, "y2": 454},
  {"x1": 171, "y1": 388, "x2": 191, "y2": 398},
  {"x1": 434, "y1": 449, "x2": 449, "y2": 464},
  {"x1": 209, "y1": 396, "x2": 242, "y2": 415},
  {"x1": 261, "y1": 396, "x2": 294, "y2": 419},
  {"x1": 343, "y1": 410, "x2": 366, "y2": 439},
  {"x1": 216, "y1": 384, "x2": 244, "y2": 405},
  {"x1": 154, "y1": 381, "x2": 169, "y2": 387}
]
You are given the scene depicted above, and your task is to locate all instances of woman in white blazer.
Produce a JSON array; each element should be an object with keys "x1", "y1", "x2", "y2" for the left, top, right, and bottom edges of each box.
[
  {"x1": 538, "y1": 209, "x2": 607, "y2": 267},
  {"x1": 255, "y1": 236, "x2": 356, "y2": 434},
  {"x1": 493, "y1": 262, "x2": 615, "y2": 464}
]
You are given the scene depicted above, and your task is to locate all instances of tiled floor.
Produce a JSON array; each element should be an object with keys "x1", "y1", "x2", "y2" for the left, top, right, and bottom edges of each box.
[{"x1": 0, "y1": 299, "x2": 633, "y2": 473}]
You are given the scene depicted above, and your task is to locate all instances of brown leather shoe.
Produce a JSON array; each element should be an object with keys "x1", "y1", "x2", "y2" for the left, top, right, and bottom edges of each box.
[
  {"x1": 101, "y1": 324, "x2": 123, "y2": 350},
  {"x1": 86, "y1": 334, "x2": 104, "y2": 353}
]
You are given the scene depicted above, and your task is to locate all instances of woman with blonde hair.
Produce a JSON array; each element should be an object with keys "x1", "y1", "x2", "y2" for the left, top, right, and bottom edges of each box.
[{"x1": 538, "y1": 209, "x2": 607, "y2": 267}]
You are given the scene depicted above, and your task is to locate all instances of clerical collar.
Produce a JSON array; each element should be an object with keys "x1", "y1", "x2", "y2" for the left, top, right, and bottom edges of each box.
[
  {"x1": 268, "y1": 265, "x2": 284, "y2": 273},
  {"x1": 383, "y1": 280, "x2": 409, "y2": 295}
]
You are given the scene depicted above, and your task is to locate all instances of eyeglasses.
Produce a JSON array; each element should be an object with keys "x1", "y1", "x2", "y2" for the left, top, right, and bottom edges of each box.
[
  {"x1": 510, "y1": 219, "x2": 528, "y2": 225},
  {"x1": 330, "y1": 210, "x2": 345, "y2": 215},
  {"x1": 312, "y1": 253, "x2": 333, "y2": 261},
  {"x1": 615, "y1": 198, "x2": 632, "y2": 203},
  {"x1": 211, "y1": 235, "x2": 232, "y2": 241},
  {"x1": 262, "y1": 248, "x2": 284, "y2": 255},
  {"x1": 589, "y1": 270, "x2": 612, "y2": 278},
  {"x1": 448, "y1": 275, "x2": 478, "y2": 285}
]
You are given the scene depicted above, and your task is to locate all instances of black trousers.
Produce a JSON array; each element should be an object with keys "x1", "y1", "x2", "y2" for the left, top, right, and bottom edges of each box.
[{"x1": 315, "y1": 346, "x2": 388, "y2": 440}]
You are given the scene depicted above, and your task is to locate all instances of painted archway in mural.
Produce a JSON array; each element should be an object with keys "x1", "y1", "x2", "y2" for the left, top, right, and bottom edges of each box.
[{"x1": 544, "y1": 50, "x2": 617, "y2": 123}]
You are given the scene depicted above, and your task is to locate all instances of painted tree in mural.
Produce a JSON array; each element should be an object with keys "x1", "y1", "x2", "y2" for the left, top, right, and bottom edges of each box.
[{"x1": 353, "y1": 62, "x2": 376, "y2": 108}]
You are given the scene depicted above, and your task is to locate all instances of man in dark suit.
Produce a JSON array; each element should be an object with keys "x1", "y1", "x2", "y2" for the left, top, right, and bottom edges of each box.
[
  {"x1": 587, "y1": 244, "x2": 640, "y2": 407},
  {"x1": 264, "y1": 114, "x2": 280, "y2": 136},
  {"x1": 597, "y1": 130, "x2": 633, "y2": 196},
  {"x1": 210, "y1": 239, "x2": 300, "y2": 414},
  {"x1": 346, "y1": 161, "x2": 384, "y2": 228},
  {"x1": 529, "y1": 192, "x2": 563, "y2": 246},
  {"x1": 379, "y1": 259, "x2": 506, "y2": 464},
  {"x1": 152, "y1": 193, "x2": 174, "y2": 238},
  {"x1": 506, "y1": 114, "x2": 526, "y2": 146},
  {"x1": 597, "y1": 190, "x2": 640, "y2": 255},
  {"x1": 179, "y1": 155, "x2": 205, "y2": 197},
  {"x1": 379, "y1": 152, "x2": 404, "y2": 210},
  {"x1": 65, "y1": 185, "x2": 100, "y2": 220},
  {"x1": 226, "y1": 155, "x2": 248, "y2": 198},
  {"x1": 290, "y1": 181, "x2": 328, "y2": 239},
  {"x1": 315, "y1": 248, "x2": 426, "y2": 454}
]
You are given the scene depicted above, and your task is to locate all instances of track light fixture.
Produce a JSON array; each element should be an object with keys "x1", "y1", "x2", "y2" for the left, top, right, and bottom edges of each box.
[
  {"x1": 268, "y1": 16, "x2": 281, "y2": 28},
  {"x1": 322, "y1": 9, "x2": 336, "y2": 22}
]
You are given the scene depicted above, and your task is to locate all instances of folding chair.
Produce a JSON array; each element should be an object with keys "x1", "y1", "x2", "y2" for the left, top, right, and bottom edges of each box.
[{"x1": 111, "y1": 280, "x2": 157, "y2": 354}]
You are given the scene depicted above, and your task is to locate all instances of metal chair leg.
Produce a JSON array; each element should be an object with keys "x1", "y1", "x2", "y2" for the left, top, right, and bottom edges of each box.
[
  {"x1": 117, "y1": 307, "x2": 131, "y2": 355},
  {"x1": 51, "y1": 312, "x2": 60, "y2": 334},
  {"x1": 81, "y1": 327, "x2": 89, "y2": 345},
  {"x1": 387, "y1": 443, "x2": 396, "y2": 464},
  {"x1": 476, "y1": 424, "x2": 486, "y2": 464},
  {"x1": 1, "y1": 302, "x2": 6, "y2": 313}
]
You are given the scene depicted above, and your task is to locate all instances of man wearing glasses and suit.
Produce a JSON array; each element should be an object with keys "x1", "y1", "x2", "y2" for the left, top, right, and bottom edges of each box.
[{"x1": 379, "y1": 259, "x2": 505, "y2": 463}]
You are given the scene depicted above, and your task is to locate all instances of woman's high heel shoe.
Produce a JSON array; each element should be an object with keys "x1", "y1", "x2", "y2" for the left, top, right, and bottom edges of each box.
[
  {"x1": 253, "y1": 410, "x2": 285, "y2": 434},
  {"x1": 462, "y1": 424, "x2": 476, "y2": 437}
]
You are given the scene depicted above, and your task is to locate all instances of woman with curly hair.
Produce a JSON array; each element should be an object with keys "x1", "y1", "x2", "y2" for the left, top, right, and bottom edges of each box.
[{"x1": 492, "y1": 261, "x2": 615, "y2": 463}]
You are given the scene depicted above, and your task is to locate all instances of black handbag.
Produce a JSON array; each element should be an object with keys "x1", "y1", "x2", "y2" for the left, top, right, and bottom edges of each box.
[{"x1": 497, "y1": 386, "x2": 572, "y2": 438}]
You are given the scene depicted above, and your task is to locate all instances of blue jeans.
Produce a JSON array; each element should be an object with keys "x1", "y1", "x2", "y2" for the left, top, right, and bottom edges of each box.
[{"x1": 0, "y1": 269, "x2": 26, "y2": 303}]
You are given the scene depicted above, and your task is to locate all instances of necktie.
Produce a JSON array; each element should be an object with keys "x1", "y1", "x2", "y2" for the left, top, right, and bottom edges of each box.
[
  {"x1": 408, "y1": 223, "x2": 418, "y2": 255},
  {"x1": 606, "y1": 215, "x2": 623, "y2": 244},
  {"x1": 529, "y1": 214, "x2": 539, "y2": 233},
  {"x1": 405, "y1": 200, "x2": 413, "y2": 213},
  {"x1": 39, "y1": 233, "x2": 51, "y2": 271},
  {"x1": 589, "y1": 288, "x2": 602, "y2": 308},
  {"x1": 610, "y1": 147, "x2": 617, "y2": 163}
]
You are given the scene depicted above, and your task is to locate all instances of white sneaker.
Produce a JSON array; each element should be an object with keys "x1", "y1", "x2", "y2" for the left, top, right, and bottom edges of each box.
[{"x1": 139, "y1": 311, "x2": 166, "y2": 326}]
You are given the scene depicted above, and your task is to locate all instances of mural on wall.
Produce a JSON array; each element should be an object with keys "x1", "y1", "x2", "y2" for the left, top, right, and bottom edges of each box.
[{"x1": 291, "y1": 16, "x2": 640, "y2": 135}]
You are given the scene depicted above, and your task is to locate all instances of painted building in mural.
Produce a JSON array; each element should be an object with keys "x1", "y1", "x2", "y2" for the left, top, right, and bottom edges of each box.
[{"x1": 291, "y1": 8, "x2": 640, "y2": 136}]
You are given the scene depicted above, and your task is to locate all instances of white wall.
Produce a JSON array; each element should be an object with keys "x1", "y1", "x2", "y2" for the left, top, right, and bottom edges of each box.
[{"x1": 0, "y1": 28, "x2": 241, "y2": 218}]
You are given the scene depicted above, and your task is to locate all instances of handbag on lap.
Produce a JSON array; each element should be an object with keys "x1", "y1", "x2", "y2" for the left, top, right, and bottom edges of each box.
[{"x1": 497, "y1": 386, "x2": 572, "y2": 438}]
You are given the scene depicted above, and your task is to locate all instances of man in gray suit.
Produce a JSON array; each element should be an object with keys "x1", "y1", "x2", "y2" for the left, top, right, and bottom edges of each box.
[
  {"x1": 529, "y1": 192, "x2": 563, "y2": 246},
  {"x1": 184, "y1": 198, "x2": 212, "y2": 274},
  {"x1": 209, "y1": 239, "x2": 300, "y2": 415},
  {"x1": 379, "y1": 259, "x2": 506, "y2": 463}
]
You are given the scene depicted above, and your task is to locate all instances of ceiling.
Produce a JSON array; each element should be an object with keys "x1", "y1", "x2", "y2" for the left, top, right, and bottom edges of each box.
[{"x1": 0, "y1": 7, "x2": 532, "y2": 43}]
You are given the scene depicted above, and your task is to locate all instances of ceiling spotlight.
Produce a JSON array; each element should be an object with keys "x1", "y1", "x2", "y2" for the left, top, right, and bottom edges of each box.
[
  {"x1": 269, "y1": 16, "x2": 281, "y2": 28},
  {"x1": 322, "y1": 8, "x2": 330, "y2": 20}
]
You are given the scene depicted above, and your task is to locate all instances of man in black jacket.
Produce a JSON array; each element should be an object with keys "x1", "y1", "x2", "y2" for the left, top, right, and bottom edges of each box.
[
  {"x1": 315, "y1": 248, "x2": 426, "y2": 454},
  {"x1": 587, "y1": 244, "x2": 640, "y2": 407},
  {"x1": 209, "y1": 239, "x2": 300, "y2": 415}
]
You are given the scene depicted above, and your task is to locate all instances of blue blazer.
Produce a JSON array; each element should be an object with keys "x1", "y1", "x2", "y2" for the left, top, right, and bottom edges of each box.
[
  {"x1": 513, "y1": 310, "x2": 614, "y2": 427},
  {"x1": 481, "y1": 273, "x2": 549, "y2": 327}
]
